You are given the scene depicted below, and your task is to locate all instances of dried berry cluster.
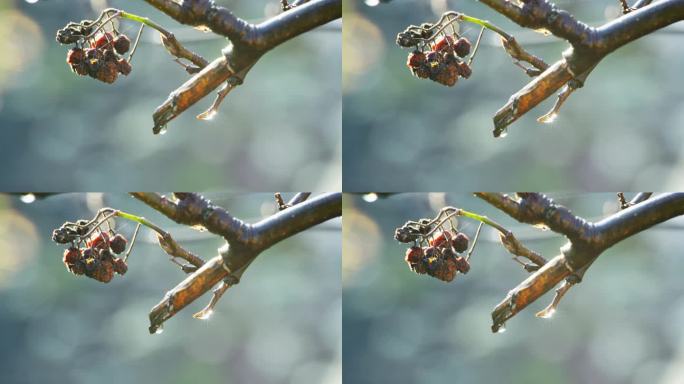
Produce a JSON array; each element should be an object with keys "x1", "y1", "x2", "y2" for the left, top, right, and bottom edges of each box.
[
  {"x1": 404, "y1": 230, "x2": 470, "y2": 282},
  {"x1": 65, "y1": 32, "x2": 132, "y2": 83},
  {"x1": 406, "y1": 35, "x2": 472, "y2": 86},
  {"x1": 61, "y1": 232, "x2": 128, "y2": 283}
]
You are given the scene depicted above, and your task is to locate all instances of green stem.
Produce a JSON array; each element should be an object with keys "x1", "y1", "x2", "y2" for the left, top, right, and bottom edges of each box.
[
  {"x1": 458, "y1": 209, "x2": 508, "y2": 234},
  {"x1": 115, "y1": 211, "x2": 167, "y2": 235},
  {"x1": 119, "y1": 10, "x2": 173, "y2": 36},
  {"x1": 459, "y1": 14, "x2": 512, "y2": 40}
]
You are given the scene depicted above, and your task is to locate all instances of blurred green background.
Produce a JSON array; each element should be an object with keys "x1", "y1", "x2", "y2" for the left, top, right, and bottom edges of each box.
[
  {"x1": 343, "y1": 193, "x2": 684, "y2": 384},
  {"x1": 343, "y1": 0, "x2": 684, "y2": 190},
  {"x1": 0, "y1": 193, "x2": 341, "y2": 384},
  {"x1": 0, "y1": 0, "x2": 340, "y2": 191}
]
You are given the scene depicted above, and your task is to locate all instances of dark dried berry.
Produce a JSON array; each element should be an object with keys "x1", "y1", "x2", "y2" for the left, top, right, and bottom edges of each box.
[
  {"x1": 452, "y1": 232, "x2": 470, "y2": 253},
  {"x1": 405, "y1": 246, "x2": 424, "y2": 265},
  {"x1": 454, "y1": 37, "x2": 471, "y2": 58},
  {"x1": 85, "y1": 48, "x2": 100, "y2": 60},
  {"x1": 103, "y1": 49, "x2": 117, "y2": 63},
  {"x1": 87, "y1": 232, "x2": 110, "y2": 249},
  {"x1": 113, "y1": 35, "x2": 131, "y2": 54},
  {"x1": 95, "y1": 60, "x2": 119, "y2": 84},
  {"x1": 93, "y1": 32, "x2": 114, "y2": 50},
  {"x1": 91, "y1": 260, "x2": 114, "y2": 283},
  {"x1": 434, "y1": 63, "x2": 458, "y2": 86},
  {"x1": 109, "y1": 234, "x2": 127, "y2": 254},
  {"x1": 67, "y1": 48, "x2": 84, "y2": 65},
  {"x1": 63, "y1": 247, "x2": 81, "y2": 266},
  {"x1": 456, "y1": 61, "x2": 472, "y2": 79},
  {"x1": 413, "y1": 65, "x2": 430, "y2": 79},
  {"x1": 117, "y1": 59, "x2": 132, "y2": 76},
  {"x1": 407, "y1": 51, "x2": 426, "y2": 68},
  {"x1": 113, "y1": 258, "x2": 128, "y2": 275},
  {"x1": 427, "y1": 257, "x2": 457, "y2": 282},
  {"x1": 426, "y1": 51, "x2": 442, "y2": 66},
  {"x1": 70, "y1": 261, "x2": 86, "y2": 275},
  {"x1": 454, "y1": 256, "x2": 470, "y2": 274},
  {"x1": 432, "y1": 35, "x2": 455, "y2": 53}
]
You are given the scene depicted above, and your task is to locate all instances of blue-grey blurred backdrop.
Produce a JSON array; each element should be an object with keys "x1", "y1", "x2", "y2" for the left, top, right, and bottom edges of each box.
[
  {"x1": 0, "y1": 0, "x2": 340, "y2": 191},
  {"x1": 343, "y1": 193, "x2": 684, "y2": 384},
  {"x1": 343, "y1": 0, "x2": 684, "y2": 190},
  {"x1": 0, "y1": 193, "x2": 341, "y2": 384}
]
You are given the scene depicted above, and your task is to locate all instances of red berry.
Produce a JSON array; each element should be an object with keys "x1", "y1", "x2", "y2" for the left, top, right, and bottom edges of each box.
[
  {"x1": 67, "y1": 48, "x2": 84, "y2": 65},
  {"x1": 456, "y1": 61, "x2": 472, "y2": 79},
  {"x1": 95, "y1": 60, "x2": 119, "y2": 84},
  {"x1": 429, "y1": 231, "x2": 453, "y2": 248},
  {"x1": 407, "y1": 51, "x2": 426, "y2": 68},
  {"x1": 117, "y1": 59, "x2": 132, "y2": 76},
  {"x1": 87, "y1": 232, "x2": 110, "y2": 249},
  {"x1": 405, "y1": 246, "x2": 424, "y2": 264},
  {"x1": 93, "y1": 32, "x2": 114, "y2": 50},
  {"x1": 432, "y1": 35, "x2": 455, "y2": 53},
  {"x1": 454, "y1": 256, "x2": 470, "y2": 273},
  {"x1": 90, "y1": 259, "x2": 114, "y2": 283},
  {"x1": 63, "y1": 247, "x2": 81, "y2": 266},
  {"x1": 113, "y1": 35, "x2": 131, "y2": 54},
  {"x1": 113, "y1": 258, "x2": 128, "y2": 275},
  {"x1": 452, "y1": 232, "x2": 470, "y2": 253},
  {"x1": 454, "y1": 37, "x2": 471, "y2": 58},
  {"x1": 109, "y1": 234, "x2": 127, "y2": 254}
]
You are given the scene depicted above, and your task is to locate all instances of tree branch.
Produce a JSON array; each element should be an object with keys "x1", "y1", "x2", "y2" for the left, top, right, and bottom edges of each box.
[
  {"x1": 485, "y1": 192, "x2": 684, "y2": 332},
  {"x1": 144, "y1": 0, "x2": 341, "y2": 133},
  {"x1": 138, "y1": 192, "x2": 341, "y2": 333},
  {"x1": 480, "y1": 0, "x2": 684, "y2": 136}
]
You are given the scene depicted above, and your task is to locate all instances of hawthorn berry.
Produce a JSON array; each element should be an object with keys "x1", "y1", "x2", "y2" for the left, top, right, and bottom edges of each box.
[
  {"x1": 432, "y1": 35, "x2": 455, "y2": 53},
  {"x1": 454, "y1": 256, "x2": 470, "y2": 274},
  {"x1": 90, "y1": 259, "x2": 114, "y2": 283},
  {"x1": 87, "y1": 232, "x2": 110, "y2": 249},
  {"x1": 430, "y1": 231, "x2": 453, "y2": 248},
  {"x1": 70, "y1": 261, "x2": 86, "y2": 275},
  {"x1": 95, "y1": 60, "x2": 119, "y2": 84},
  {"x1": 405, "y1": 246, "x2": 424, "y2": 265},
  {"x1": 109, "y1": 234, "x2": 127, "y2": 254},
  {"x1": 456, "y1": 61, "x2": 472, "y2": 79},
  {"x1": 67, "y1": 48, "x2": 84, "y2": 66},
  {"x1": 93, "y1": 32, "x2": 114, "y2": 50},
  {"x1": 113, "y1": 258, "x2": 128, "y2": 275},
  {"x1": 63, "y1": 247, "x2": 81, "y2": 266},
  {"x1": 434, "y1": 63, "x2": 458, "y2": 87},
  {"x1": 454, "y1": 37, "x2": 471, "y2": 58},
  {"x1": 452, "y1": 232, "x2": 470, "y2": 253},
  {"x1": 117, "y1": 59, "x2": 132, "y2": 76},
  {"x1": 407, "y1": 51, "x2": 426, "y2": 68},
  {"x1": 113, "y1": 35, "x2": 131, "y2": 54}
]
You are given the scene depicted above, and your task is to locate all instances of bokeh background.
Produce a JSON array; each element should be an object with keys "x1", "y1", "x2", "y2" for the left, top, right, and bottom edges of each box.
[
  {"x1": 343, "y1": 193, "x2": 684, "y2": 384},
  {"x1": 343, "y1": 0, "x2": 684, "y2": 190},
  {"x1": 0, "y1": 0, "x2": 340, "y2": 191},
  {"x1": 0, "y1": 193, "x2": 341, "y2": 384}
]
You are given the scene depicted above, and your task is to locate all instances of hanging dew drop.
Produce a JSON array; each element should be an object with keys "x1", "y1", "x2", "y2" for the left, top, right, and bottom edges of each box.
[
  {"x1": 537, "y1": 308, "x2": 556, "y2": 319},
  {"x1": 365, "y1": 0, "x2": 380, "y2": 6},
  {"x1": 20, "y1": 193, "x2": 36, "y2": 204},
  {"x1": 538, "y1": 112, "x2": 558, "y2": 124},
  {"x1": 154, "y1": 325, "x2": 164, "y2": 334},
  {"x1": 496, "y1": 324, "x2": 507, "y2": 333},
  {"x1": 498, "y1": 129, "x2": 508, "y2": 138},
  {"x1": 362, "y1": 193, "x2": 378, "y2": 203},
  {"x1": 193, "y1": 309, "x2": 213, "y2": 320},
  {"x1": 158, "y1": 126, "x2": 167, "y2": 135}
]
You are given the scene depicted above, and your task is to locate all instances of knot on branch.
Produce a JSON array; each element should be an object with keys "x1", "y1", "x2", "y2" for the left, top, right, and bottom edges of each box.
[
  {"x1": 174, "y1": 192, "x2": 211, "y2": 223},
  {"x1": 520, "y1": 0, "x2": 595, "y2": 45}
]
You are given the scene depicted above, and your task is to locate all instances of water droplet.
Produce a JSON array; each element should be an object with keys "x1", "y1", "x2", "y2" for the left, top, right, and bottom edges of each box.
[
  {"x1": 496, "y1": 324, "x2": 507, "y2": 333},
  {"x1": 538, "y1": 112, "x2": 558, "y2": 124},
  {"x1": 362, "y1": 193, "x2": 378, "y2": 203},
  {"x1": 365, "y1": 0, "x2": 380, "y2": 6},
  {"x1": 158, "y1": 126, "x2": 167, "y2": 135},
  {"x1": 193, "y1": 309, "x2": 213, "y2": 320},
  {"x1": 198, "y1": 110, "x2": 217, "y2": 121},
  {"x1": 191, "y1": 224, "x2": 206, "y2": 232},
  {"x1": 20, "y1": 193, "x2": 36, "y2": 204},
  {"x1": 154, "y1": 325, "x2": 164, "y2": 334},
  {"x1": 498, "y1": 129, "x2": 508, "y2": 138},
  {"x1": 537, "y1": 308, "x2": 556, "y2": 319}
]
